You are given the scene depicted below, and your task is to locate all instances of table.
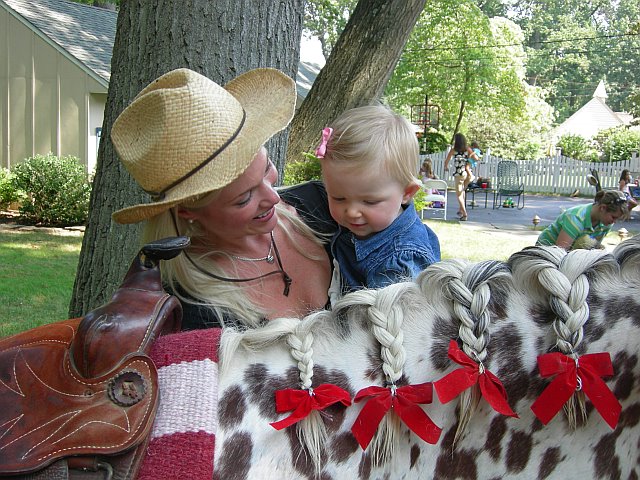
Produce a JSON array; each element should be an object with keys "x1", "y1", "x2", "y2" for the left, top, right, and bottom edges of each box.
[{"x1": 466, "y1": 186, "x2": 494, "y2": 209}]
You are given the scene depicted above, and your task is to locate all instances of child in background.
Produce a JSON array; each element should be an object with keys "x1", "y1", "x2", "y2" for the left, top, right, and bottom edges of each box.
[
  {"x1": 316, "y1": 104, "x2": 441, "y2": 293},
  {"x1": 419, "y1": 157, "x2": 437, "y2": 183}
]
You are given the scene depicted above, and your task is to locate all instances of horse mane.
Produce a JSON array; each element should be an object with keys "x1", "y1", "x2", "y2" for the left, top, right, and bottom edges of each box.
[{"x1": 216, "y1": 237, "x2": 640, "y2": 474}]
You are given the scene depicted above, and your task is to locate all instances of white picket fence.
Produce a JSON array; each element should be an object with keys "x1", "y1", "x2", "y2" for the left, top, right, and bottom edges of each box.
[{"x1": 424, "y1": 150, "x2": 640, "y2": 195}]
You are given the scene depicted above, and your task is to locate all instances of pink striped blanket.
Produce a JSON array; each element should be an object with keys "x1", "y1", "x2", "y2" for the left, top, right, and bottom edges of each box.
[{"x1": 137, "y1": 328, "x2": 221, "y2": 480}]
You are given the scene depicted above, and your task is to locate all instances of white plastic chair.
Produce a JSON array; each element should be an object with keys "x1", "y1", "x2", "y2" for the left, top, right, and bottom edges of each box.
[{"x1": 420, "y1": 179, "x2": 447, "y2": 220}]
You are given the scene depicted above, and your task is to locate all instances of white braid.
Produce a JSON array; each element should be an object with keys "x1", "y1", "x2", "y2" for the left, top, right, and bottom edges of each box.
[
  {"x1": 284, "y1": 310, "x2": 330, "y2": 476},
  {"x1": 508, "y1": 246, "x2": 619, "y2": 427}
]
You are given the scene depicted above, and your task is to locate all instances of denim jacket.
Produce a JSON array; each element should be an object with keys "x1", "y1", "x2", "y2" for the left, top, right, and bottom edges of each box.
[{"x1": 331, "y1": 202, "x2": 441, "y2": 292}]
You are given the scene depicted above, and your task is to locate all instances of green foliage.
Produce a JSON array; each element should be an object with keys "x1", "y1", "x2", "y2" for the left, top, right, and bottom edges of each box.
[
  {"x1": 386, "y1": 3, "x2": 553, "y2": 159},
  {"x1": 11, "y1": 154, "x2": 91, "y2": 227},
  {"x1": 413, "y1": 187, "x2": 427, "y2": 212},
  {"x1": 0, "y1": 168, "x2": 21, "y2": 210},
  {"x1": 600, "y1": 128, "x2": 640, "y2": 163},
  {"x1": 283, "y1": 152, "x2": 323, "y2": 185},
  {"x1": 557, "y1": 134, "x2": 590, "y2": 160},
  {"x1": 420, "y1": 131, "x2": 449, "y2": 154},
  {"x1": 515, "y1": 0, "x2": 640, "y2": 122},
  {"x1": 304, "y1": 0, "x2": 356, "y2": 59}
]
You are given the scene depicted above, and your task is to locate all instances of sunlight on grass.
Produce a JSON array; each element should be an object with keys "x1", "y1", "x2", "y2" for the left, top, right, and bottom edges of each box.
[{"x1": 0, "y1": 230, "x2": 82, "y2": 337}]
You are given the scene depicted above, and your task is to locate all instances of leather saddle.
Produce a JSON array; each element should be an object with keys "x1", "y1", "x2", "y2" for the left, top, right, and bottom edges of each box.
[{"x1": 0, "y1": 236, "x2": 189, "y2": 479}]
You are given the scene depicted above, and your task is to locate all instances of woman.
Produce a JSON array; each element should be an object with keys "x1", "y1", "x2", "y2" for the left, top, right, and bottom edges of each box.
[
  {"x1": 111, "y1": 68, "x2": 335, "y2": 330},
  {"x1": 619, "y1": 169, "x2": 638, "y2": 211},
  {"x1": 536, "y1": 189, "x2": 628, "y2": 250},
  {"x1": 443, "y1": 133, "x2": 479, "y2": 221}
]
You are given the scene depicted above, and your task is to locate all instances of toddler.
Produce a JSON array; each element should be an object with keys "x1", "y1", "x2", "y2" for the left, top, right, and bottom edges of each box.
[{"x1": 316, "y1": 104, "x2": 441, "y2": 293}]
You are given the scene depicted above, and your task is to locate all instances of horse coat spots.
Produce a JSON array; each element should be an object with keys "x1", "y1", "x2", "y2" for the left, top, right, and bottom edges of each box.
[{"x1": 142, "y1": 240, "x2": 640, "y2": 480}]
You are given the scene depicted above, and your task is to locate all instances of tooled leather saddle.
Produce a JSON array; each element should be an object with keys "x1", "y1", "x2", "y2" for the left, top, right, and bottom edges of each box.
[{"x1": 0, "y1": 237, "x2": 189, "y2": 479}]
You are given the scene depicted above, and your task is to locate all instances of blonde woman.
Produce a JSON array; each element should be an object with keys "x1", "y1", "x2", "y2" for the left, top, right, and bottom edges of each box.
[{"x1": 111, "y1": 68, "x2": 336, "y2": 330}]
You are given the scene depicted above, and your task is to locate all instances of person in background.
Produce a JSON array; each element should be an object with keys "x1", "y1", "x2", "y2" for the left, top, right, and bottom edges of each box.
[
  {"x1": 110, "y1": 67, "x2": 336, "y2": 330},
  {"x1": 443, "y1": 133, "x2": 480, "y2": 221},
  {"x1": 536, "y1": 190, "x2": 629, "y2": 250},
  {"x1": 619, "y1": 169, "x2": 638, "y2": 211},
  {"x1": 316, "y1": 104, "x2": 441, "y2": 294},
  {"x1": 419, "y1": 157, "x2": 438, "y2": 183}
]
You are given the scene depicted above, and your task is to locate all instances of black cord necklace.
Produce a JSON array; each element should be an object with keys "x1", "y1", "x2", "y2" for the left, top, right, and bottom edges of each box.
[{"x1": 174, "y1": 214, "x2": 292, "y2": 296}]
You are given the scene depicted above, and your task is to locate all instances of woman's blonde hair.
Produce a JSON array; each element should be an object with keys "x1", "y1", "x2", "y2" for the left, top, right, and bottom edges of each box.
[
  {"x1": 322, "y1": 104, "x2": 420, "y2": 187},
  {"x1": 142, "y1": 191, "x2": 324, "y2": 328}
]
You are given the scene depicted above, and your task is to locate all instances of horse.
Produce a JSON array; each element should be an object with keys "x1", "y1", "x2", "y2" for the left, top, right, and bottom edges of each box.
[{"x1": 134, "y1": 238, "x2": 640, "y2": 480}]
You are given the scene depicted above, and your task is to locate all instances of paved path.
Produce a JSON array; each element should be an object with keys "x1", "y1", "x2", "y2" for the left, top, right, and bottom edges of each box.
[
  {"x1": 433, "y1": 191, "x2": 639, "y2": 231},
  {"x1": 420, "y1": 191, "x2": 639, "y2": 251}
]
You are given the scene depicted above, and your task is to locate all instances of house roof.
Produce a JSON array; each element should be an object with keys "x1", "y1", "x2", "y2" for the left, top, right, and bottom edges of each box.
[
  {"x1": 1, "y1": 0, "x2": 116, "y2": 86},
  {"x1": 1, "y1": 0, "x2": 321, "y2": 98},
  {"x1": 551, "y1": 80, "x2": 634, "y2": 140}
]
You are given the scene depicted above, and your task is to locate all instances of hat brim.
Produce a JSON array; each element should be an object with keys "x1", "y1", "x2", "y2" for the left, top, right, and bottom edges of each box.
[{"x1": 112, "y1": 68, "x2": 296, "y2": 224}]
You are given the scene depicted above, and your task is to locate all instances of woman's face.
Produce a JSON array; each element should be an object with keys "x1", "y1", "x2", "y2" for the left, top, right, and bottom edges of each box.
[
  {"x1": 596, "y1": 204, "x2": 623, "y2": 226},
  {"x1": 180, "y1": 146, "x2": 280, "y2": 242}
]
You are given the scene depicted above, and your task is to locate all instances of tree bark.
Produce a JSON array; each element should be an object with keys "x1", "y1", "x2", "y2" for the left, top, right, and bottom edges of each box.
[
  {"x1": 286, "y1": 0, "x2": 426, "y2": 163},
  {"x1": 70, "y1": 0, "x2": 303, "y2": 316}
]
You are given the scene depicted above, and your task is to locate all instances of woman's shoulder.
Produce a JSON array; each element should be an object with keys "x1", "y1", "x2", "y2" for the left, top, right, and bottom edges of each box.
[{"x1": 279, "y1": 181, "x2": 336, "y2": 234}]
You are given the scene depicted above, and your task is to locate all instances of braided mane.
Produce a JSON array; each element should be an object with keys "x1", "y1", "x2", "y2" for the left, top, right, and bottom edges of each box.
[{"x1": 212, "y1": 238, "x2": 640, "y2": 479}]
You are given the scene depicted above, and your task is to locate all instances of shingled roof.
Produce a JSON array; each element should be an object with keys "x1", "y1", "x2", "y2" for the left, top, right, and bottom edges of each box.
[
  {"x1": 1, "y1": 0, "x2": 115, "y2": 85},
  {"x1": 1, "y1": 0, "x2": 322, "y2": 98}
]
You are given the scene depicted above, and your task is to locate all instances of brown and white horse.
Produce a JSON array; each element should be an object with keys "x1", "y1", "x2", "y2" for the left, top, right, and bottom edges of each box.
[{"x1": 139, "y1": 238, "x2": 640, "y2": 480}]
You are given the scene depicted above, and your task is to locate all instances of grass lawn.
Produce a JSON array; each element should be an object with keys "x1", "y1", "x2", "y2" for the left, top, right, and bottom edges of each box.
[
  {"x1": 0, "y1": 221, "x2": 633, "y2": 338},
  {"x1": 0, "y1": 229, "x2": 82, "y2": 337}
]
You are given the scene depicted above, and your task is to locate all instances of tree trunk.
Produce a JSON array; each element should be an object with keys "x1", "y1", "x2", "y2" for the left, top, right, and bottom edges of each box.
[
  {"x1": 286, "y1": 0, "x2": 426, "y2": 163},
  {"x1": 70, "y1": 0, "x2": 303, "y2": 317}
]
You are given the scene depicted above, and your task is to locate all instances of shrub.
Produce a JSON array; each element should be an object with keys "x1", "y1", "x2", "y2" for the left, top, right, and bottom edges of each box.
[
  {"x1": 11, "y1": 153, "x2": 91, "y2": 226},
  {"x1": 557, "y1": 134, "x2": 590, "y2": 160},
  {"x1": 0, "y1": 168, "x2": 21, "y2": 210},
  {"x1": 600, "y1": 128, "x2": 640, "y2": 163},
  {"x1": 283, "y1": 152, "x2": 322, "y2": 186},
  {"x1": 420, "y1": 131, "x2": 448, "y2": 154},
  {"x1": 413, "y1": 186, "x2": 427, "y2": 212}
]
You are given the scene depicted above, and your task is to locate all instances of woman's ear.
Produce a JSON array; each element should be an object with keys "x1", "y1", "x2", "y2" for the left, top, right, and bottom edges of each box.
[
  {"x1": 403, "y1": 183, "x2": 421, "y2": 203},
  {"x1": 176, "y1": 207, "x2": 196, "y2": 222}
]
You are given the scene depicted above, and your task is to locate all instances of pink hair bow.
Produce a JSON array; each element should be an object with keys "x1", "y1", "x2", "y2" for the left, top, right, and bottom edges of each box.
[{"x1": 314, "y1": 127, "x2": 333, "y2": 158}]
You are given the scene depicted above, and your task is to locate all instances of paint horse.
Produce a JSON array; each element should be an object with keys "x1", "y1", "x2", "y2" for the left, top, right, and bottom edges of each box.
[
  {"x1": 2, "y1": 238, "x2": 639, "y2": 479},
  {"x1": 139, "y1": 238, "x2": 640, "y2": 480}
]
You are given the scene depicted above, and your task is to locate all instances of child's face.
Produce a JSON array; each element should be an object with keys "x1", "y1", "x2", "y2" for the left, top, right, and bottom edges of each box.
[{"x1": 323, "y1": 163, "x2": 416, "y2": 239}]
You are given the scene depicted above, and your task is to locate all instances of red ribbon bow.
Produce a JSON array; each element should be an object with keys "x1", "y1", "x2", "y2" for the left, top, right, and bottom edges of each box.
[
  {"x1": 531, "y1": 352, "x2": 621, "y2": 429},
  {"x1": 270, "y1": 383, "x2": 352, "y2": 430},
  {"x1": 351, "y1": 383, "x2": 441, "y2": 450},
  {"x1": 433, "y1": 340, "x2": 518, "y2": 417}
]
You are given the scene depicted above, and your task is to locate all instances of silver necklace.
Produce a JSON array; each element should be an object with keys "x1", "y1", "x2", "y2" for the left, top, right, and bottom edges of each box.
[{"x1": 230, "y1": 232, "x2": 275, "y2": 264}]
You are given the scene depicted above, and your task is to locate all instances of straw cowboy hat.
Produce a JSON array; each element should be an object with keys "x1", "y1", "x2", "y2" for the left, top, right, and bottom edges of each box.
[{"x1": 111, "y1": 67, "x2": 296, "y2": 224}]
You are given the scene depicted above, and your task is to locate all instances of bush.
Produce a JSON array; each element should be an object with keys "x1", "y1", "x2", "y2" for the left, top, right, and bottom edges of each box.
[
  {"x1": 557, "y1": 134, "x2": 590, "y2": 160},
  {"x1": 413, "y1": 186, "x2": 427, "y2": 212},
  {"x1": 0, "y1": 168, "x2": 21, "y2": 210},
  {"x1": 283, "y1": 152, "x2": 322, "y2": 186},
  {"x1": 11, "y1": 154, "x2": 91, "y2": 226},
  {"x1": 420, "y1": 131, "x2": 448, "y2": 154},
  {"x1": 600, "y1": 128, "x2": 640, "y2": 163}
]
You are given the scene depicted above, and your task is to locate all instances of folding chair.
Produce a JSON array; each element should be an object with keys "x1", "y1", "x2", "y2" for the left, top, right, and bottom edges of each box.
[
  {"x1": 420, "y1": 179, "x2": 447, "y2": 220},
  {"x1": 492, "y1": 161, "x2": 525, "y2": 209}
]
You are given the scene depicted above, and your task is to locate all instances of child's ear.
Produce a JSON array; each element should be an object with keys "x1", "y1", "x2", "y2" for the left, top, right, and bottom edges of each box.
[{"x1": 402, "y1": 183, "x2": 421, "y2": 203}]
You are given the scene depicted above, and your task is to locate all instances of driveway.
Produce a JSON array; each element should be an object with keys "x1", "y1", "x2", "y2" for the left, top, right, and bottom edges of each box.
[{"x1": 423, "y1": 190, "x2": 639, "y2": 249}]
